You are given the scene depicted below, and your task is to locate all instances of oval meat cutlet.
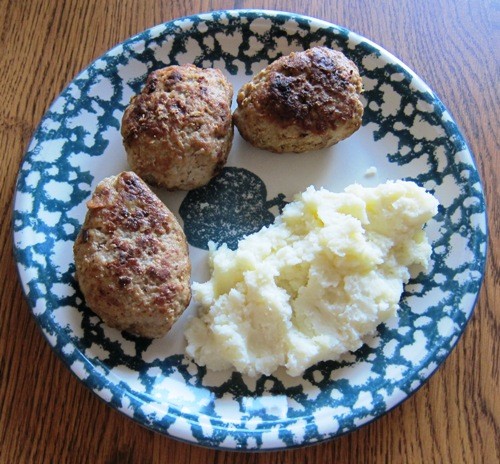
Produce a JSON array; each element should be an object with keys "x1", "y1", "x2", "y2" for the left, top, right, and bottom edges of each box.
[
  {"x1": 121, "y1": 64, "x2": 234, "y2": 190},
  {"x1": 233, "y1": 46, "x2": 364, "y2": 153},
  {"x1": 74, "y1": 171, "x2": 191, "y2": 338}
]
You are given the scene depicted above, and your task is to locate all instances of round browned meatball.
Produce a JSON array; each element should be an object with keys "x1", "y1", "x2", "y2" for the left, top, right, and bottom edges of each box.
[
  {"x1": 121, "y1": 64, "x2": 234, "y2": 190},
  {"x1": 233, "y1": 47, "x2": 364, "y2": 153},
  {"x1": 73, "y1": 171, "x2": 191, "y2": 338}
]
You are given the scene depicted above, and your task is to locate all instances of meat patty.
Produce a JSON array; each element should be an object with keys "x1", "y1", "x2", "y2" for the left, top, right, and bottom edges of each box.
[
  {"x1": 73, "y1": 171, "x2": 191, "y2": 338},
  {"x1": 233, "y1": 47, "x2": 364, "y2": 153},
  {"x1": 121, "y1": 64, "x2": 234, "y2": 190}
]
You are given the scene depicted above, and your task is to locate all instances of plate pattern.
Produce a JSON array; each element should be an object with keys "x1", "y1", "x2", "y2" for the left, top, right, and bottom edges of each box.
[{"x1": 13, "y1": 10, "x2": 487, "y2": 449}]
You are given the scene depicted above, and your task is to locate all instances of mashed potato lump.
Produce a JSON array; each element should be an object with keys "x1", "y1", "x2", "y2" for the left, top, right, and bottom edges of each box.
[{"x1": 185, "y1": 180, "x2": 439, "y2": 377}]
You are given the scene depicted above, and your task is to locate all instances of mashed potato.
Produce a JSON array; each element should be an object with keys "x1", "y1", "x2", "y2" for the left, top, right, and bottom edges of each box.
[{"x1": 185, "y1": 180, "x2": 439, "y2": 377}]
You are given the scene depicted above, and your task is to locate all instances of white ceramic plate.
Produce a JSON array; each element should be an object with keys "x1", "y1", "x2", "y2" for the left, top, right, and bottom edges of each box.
[{"x1": 13, "y1": 10, "x2": 487, "y2": 450}]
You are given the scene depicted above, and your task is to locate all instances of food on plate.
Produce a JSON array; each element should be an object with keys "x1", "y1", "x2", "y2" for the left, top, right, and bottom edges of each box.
[
  {"x1": 364, "y1": 166, "x2": 378, "y2": 177},
  {"x1": 233, "y1": 46, "x2": 364, "y2": 153},
  {"x1": 121, "y1": 64, "x2": 234, "y2": 190},
  {"x1": 185, "y1": 180, "x2": 438, "y2": 376},
  {"x1": 74, "y1": 171, "x2": 191, "y2": 338}
]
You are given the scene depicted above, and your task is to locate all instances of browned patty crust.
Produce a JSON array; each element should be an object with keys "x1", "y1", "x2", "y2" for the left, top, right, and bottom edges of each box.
[
  {"x1": 233, "y1": 46, "x2": 364, "y2": 153},
  {"x1": 74, "y1": 171, "x2": 191, "y2": 338},
  {"x1": 121, "y1": 64, "x2": 234, "y2": 190}
]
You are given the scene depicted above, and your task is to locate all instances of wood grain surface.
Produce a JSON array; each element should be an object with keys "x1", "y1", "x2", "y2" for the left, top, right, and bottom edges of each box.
[{"x1": 0, "y1": 0, "x2": 498, "y2": 462}]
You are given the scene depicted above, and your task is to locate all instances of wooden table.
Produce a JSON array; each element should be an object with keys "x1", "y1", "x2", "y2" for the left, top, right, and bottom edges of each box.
[{"x1": 1, "y1": 1, "x2": 498, "y2": 462}]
